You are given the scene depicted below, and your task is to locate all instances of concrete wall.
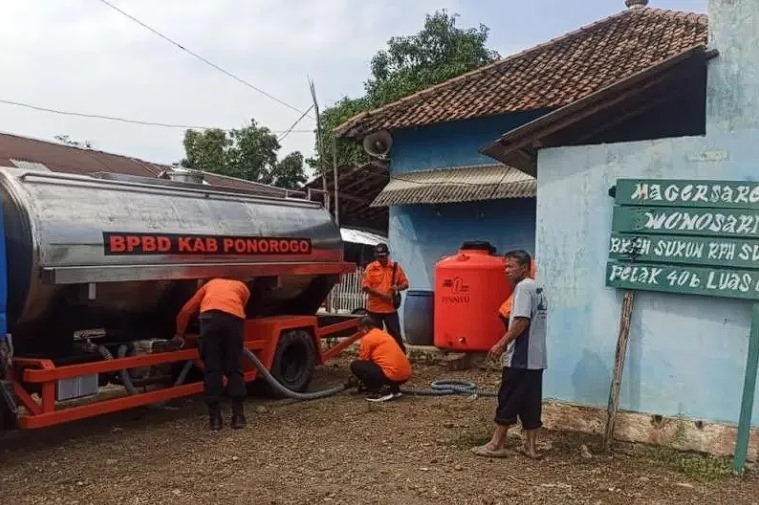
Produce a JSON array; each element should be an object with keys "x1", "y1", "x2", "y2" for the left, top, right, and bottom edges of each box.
[{"x1": 536, "y1": 0, "x2": 759, "y2": 427}]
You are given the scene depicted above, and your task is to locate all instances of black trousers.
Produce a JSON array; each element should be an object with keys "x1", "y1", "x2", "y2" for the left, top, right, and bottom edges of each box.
[
  {"x1": 350, "y1": 360, "x2": 407, "y2": 393},
  {"x1": 494, "y1": 367, "x2": 543, "y2": 430},
  {"x1": 367, "y1": 311, "x2": 405, "y2": 352},
  {"x1": 198, "y1": 310, "x2": 246, "y2": 405}
]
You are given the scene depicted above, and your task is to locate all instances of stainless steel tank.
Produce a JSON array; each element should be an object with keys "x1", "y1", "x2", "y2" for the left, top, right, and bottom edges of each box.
[{"x1": 0, "y1": 168, "x2": 348, "y2": 351}]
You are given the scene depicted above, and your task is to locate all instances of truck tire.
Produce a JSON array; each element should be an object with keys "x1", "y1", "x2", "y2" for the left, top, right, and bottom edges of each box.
[{"x1": 253, "y1": 329, "x2": 317, "y2": 398}]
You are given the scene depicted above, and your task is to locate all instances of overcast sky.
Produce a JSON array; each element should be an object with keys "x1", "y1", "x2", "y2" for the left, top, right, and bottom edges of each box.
[{"x1": 0, "y1": 0, "x2": 708, "y2": 175}]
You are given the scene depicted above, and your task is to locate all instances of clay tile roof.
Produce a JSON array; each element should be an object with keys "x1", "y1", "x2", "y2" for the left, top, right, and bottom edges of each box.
[{"x1": 334, "y1": 7, "x2": 708, "y2": 139}]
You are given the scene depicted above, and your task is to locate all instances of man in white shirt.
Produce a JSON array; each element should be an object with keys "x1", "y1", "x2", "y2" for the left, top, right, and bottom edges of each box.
[{"x1": 471, "y1": 249, "x2": 548, "y2": 459}]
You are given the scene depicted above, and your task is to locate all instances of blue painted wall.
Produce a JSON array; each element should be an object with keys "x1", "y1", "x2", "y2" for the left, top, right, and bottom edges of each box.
[
  {"x1": 390, "y1": 110, "x2": 549, "y2": 174},
  {"x1": 385, "y1": 112, "x2": 547, "y2": 332},
  {"x1": 389, "y1": 198, "x2": 536, "y2": 291},
  {"x1": 534, "y1": 0, "x2": 759, "y2": 426}
]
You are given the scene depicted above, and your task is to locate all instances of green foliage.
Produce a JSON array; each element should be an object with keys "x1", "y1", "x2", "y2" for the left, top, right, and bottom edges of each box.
[
  {"x1": 365, "y1": 11, "x2": 500, "y2": 106},
  {"x1": 307, "y1": 96, "x2": 370, "y2": 172},
  {"x1": 649, "y1": 446, "x2": 734, "y2": 481},
  {"x1": 310, "y1": 10, "x2": 500, "y2": 173},
  {"x1": 271, "y1": 151, "x2": 308, "y2": 189},
  {"x1": 181, "y1": 119, "x2": 306, "y2": 189}
]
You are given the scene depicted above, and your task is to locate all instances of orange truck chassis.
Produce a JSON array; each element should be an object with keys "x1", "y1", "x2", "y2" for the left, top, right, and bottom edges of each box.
[{"x1": 4, "y1": 314, "x2": 361, "y2": 430}]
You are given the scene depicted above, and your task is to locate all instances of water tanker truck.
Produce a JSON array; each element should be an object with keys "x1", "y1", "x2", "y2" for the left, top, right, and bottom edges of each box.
[{"x1": 0, "y1": 167, "x2": 362, "y2": 430}]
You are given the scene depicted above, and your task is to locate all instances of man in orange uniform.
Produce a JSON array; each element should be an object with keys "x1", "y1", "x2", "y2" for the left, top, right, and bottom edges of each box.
[
  {"x1": 362, "y1": 243, "x2": 409, "y2": 353},
  {"x1": 176, "y1": 277, "x2": 250, "y2": 431},
  {"x1": 350, "y1": 316, "x2": 412, "y2": 402}
]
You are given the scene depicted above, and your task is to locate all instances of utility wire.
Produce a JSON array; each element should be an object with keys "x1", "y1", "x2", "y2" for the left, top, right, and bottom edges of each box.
[
  {"x1": 0, "y1": 98, "x2": 313, "y2": 133},
  {"x1": 277, "y1": 104, "x2": 314, "y2": 142},
  {"x1": 96, "y1": 0, "x2": 311, "y2": 118}
]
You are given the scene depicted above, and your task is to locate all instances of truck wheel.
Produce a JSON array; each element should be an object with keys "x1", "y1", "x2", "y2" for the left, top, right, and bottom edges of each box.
[{"x1": 259, "y1": 329, "x2": 317, "y2": 397}]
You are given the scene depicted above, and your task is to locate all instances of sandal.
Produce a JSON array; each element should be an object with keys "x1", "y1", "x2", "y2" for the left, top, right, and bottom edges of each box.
[{"x1": 470, "y1": 445, "x2": 513, "y2": 458}]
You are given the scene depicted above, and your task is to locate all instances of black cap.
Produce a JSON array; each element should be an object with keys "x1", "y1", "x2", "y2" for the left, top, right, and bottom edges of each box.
[{"x1": 375, "y1": 243, "x2": 389, "y2": 256}]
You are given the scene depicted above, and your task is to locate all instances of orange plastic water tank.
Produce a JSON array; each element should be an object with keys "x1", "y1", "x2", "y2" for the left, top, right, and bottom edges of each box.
[{"x1": 433, "y1": 241, "x2": 511, "y2": 352}]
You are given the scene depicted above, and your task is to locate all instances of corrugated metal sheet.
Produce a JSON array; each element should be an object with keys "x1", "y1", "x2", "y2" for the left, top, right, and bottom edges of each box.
[
  {"x1": 340, "y1": 227, "x2": 387, "y2": 246},
  {"x1": 370, "y1": 164, "x2": 536, "y2": 207},
  {"x1": 9, "y1": 159, "x2": 51, "y2": 172}
]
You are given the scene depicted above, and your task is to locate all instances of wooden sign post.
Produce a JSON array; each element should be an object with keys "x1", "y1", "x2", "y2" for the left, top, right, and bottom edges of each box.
[{"x1": 605, "y1": 178, "x2": 759, "y2": 474}]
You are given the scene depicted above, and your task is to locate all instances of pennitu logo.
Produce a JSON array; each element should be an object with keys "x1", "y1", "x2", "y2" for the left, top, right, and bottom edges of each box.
[{"x1": 441, "y1": 276, "x2": 470, "y2": 304}]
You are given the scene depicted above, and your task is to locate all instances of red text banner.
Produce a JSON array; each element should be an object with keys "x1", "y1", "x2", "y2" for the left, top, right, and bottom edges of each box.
[{"x1": 102, "y1": 232, "x2": 312, "y2": 256}]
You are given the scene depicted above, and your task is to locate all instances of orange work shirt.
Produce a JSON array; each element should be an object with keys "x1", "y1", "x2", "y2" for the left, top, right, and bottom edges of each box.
[
  {"x1": 362, "y1": 260, "x2": 409, "y2": 313},
  {"x1": 176, "y1": 278, "x2": 250, "y2": 335},
  {"x1": 359, "y1": 328, "x2": 412, "y2": 381}
]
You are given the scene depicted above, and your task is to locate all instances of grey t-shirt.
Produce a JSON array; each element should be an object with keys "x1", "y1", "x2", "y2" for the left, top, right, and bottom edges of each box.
[{"x1": 503, "y1": 278, "x2": 548, "y2": 370}]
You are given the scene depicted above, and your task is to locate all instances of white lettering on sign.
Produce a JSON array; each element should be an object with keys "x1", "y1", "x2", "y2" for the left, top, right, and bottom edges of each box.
[
  {"x1": 705, "y1": 271, "x2": 753, "y2": 292},
  {"x1": 666, "y1": 269, "x2": 702, "y2": 288},
  {"x1": 608, "y1": 236, "x2": 651, "y2": 255},
  {"x1": 630, "y1": 183, "x2": 759, "y2": 205},
  {"x1": 608, "y1": 265, "x2": 662, "y2": 284},
  {"x1": 642, "y1": 211, "x2": 759, "y2": 235},
  {"x1": 608, "y1": 264, "x2": 759, "y2": 296},
  {"x1": 708, "y1": 241, "x2": 737, "y2": 261},
  {"x1": 738, "y1": 244, "x2": 759, "y2": 261},
  {"x1": 652, "y1": 239, "x2": 704, "y2": 259}
]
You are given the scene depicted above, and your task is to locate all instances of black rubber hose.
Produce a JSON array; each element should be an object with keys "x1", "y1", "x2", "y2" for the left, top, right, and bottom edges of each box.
[
  {"x1": 242, "y1": 348, "x2": 347, "y2": 400},
  {"x1": 113, "y1": 344, "x2": 193, "y2": 396},
  {"x1": 400, "y1": 379, "x2": 498, "y2": 397},
  {"x1": 115, "y1": 344, "x2": 140, "y2": 395}
]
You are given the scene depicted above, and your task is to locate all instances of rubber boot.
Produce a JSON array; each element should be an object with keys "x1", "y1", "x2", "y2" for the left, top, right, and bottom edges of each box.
[
  {"x1": 231, "y1": 399, "x2": 246, "y2": 429},
  {"x1": 208, "y1": 403, "x2": 223, "y2": 431}
]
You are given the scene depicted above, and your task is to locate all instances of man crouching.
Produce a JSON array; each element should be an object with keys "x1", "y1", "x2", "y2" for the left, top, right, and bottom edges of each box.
[{"x1": 350, "y1": 316, "x2": 412, "y2": 402}]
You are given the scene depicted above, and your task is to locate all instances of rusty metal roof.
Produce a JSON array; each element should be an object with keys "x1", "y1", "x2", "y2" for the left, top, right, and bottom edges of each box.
[
  {"x1": 0, "y1": 132, "x2": 163, "y2": 177},
  {"x1": 0, "y1": 132, "x2": 295, "y2": 199},
  {"x1": 370, "y1": 164, "x2": 535, "y2": 207}
]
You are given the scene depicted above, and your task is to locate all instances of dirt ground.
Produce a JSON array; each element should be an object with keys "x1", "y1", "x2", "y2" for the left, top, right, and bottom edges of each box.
[{"x1": 2, "y1": 354, "x2": 759, "y2": 505}]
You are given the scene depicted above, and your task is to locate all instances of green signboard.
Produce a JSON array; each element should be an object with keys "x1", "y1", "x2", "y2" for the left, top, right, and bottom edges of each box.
[
  {"x1": 606, "y1": 177, "x2": 759, "y2": 474},
  {"x1": 608, "y1": 178, "x2": 759, "y2": 302},
  {"x1": 606, "y1": 261, "x2": 759, "y2": 301},
  {"x1": 608, "y1": 233, "x2": 759, "y2": 269},
  {"x1": 612, "y1": 206, "x2": 759, "y2": 238},
  {"x1": 614, "y1": 178, "x2": 759, "y2": 209}
]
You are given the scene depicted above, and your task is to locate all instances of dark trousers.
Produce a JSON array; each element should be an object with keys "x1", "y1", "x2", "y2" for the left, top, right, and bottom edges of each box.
[
  {"x1": 495, "y1": 367, "x2": 543, "y2": 430},
  {"x1": 198, "y1": 310, "x2": 246, "y2": 405},
  {"x1": 367, "y1": 311, "x2": 405, "y2": 353},
  {"x1": 350, "y1": 360, "x2": 407, "y2": 393}
]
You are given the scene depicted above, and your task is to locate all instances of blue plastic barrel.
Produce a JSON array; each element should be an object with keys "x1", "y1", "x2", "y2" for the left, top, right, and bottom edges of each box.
[{"x1": 403, "y1": 290, "x2": 435, "y2": 346}]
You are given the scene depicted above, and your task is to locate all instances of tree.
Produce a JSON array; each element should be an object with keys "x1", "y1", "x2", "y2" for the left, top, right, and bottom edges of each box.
[
  {"x1": 271, "y1": 152, "x2": 308, "y2": 189},
  {"x1": 307, "y1": 96, "x2": 370, "y2": 172},
  {"x1": 182, "y1": 129, "x2": 230, "y2": 173},
  {"x1": 365, "y1": 11, "x2": 500, "y2": 106},
  {"x1": 309, "y1": 10, "x2": 500, "y2": 172},
  {"x1": 181, "y1": 119, "x2": 306, "y2": 189}
]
